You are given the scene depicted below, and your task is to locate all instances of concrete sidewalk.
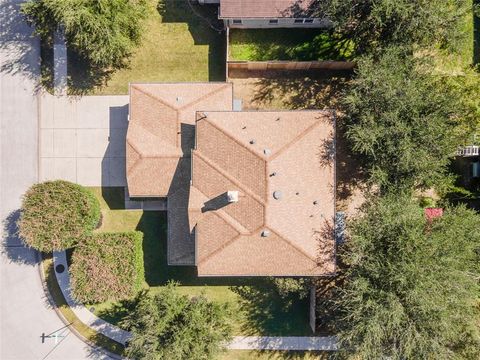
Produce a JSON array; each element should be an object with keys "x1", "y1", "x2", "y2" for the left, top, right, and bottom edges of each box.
[
  {"x1": 52, "y1": 249, "x2": 338, "y2": 352},
  {"x1": 228, "y1": 336, "x2": 338, "y2": 351}
]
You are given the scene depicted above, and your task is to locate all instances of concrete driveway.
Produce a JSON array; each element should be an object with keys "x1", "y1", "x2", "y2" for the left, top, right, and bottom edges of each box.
[{"x1": 39, "y1": 94, "x2": 129, "y2": 186}]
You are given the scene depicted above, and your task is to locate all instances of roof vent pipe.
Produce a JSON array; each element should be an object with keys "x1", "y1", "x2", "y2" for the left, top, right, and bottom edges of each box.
[
  {"x1": 227, "y1": 191, "x2": 239, "y2": 203},
  {"x1": 250, "y1": 139, "x2": 256, "y2": 144},
  {"x1": 273, "y1": 191, "x2": 282, "y2": 200}
]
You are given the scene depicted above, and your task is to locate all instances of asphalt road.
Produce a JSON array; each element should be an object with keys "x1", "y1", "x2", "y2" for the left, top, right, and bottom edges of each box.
[{"x1": 0, "y1": 1, "x2": 113, "y2": 359}]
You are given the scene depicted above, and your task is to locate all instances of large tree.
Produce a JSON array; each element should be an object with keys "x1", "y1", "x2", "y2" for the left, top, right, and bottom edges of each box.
[
  {"x1": 343, "y1": 47, "x2": 465, "y2": 191},
  {"x1": 314, "y1": 0, "x2": 472, "y2": 55},
  {"x1": 22, "y1": 0, "x2": 148, "y2": 68},
  {"x1": 332, "y1": 194, "x2": 480, "y2": 359},
  {"x1": 121, "y1": 284, "x2": 233, "y2": 360}
]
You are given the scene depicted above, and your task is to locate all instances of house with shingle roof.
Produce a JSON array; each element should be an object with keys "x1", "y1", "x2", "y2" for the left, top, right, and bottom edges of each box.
[
  {"x1": 127, "y1": 82, "x2": 336, "y2": 277},
  {"x1": 198, "y1": 0, "x2": 331, "y2": 29}
]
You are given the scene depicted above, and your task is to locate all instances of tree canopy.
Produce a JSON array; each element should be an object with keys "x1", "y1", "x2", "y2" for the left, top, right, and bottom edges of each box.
[
  {"x1": 22, "y1": 0, "x2": 148, "y2": 68},
  {"x1": 19, "y1": 180, "x2": 100, "y2": 252},
  {"x1": 121, "y1": 284, "x2": 233, "y2": 360},
  {"x1": 314, "y1": 0, "x2": 472, "y2": 55},
  {"x1": 343, "y1": 47, "x2": 465, "y2": 191},
  {"x1": 333, "y1": 194, "x2": 480, "y2": 359}
]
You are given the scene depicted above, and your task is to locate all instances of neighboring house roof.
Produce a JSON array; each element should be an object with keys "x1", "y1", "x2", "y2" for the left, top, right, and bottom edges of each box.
[
  {"x1": 188, "y1": 111, "x2": 336, "y2": 276},
  {"x1": 126, "y1": 83, "x2": 233, "y2": 197},
  {"x1": 219, "y1": 0, "x2": 316, "y2": 19}
]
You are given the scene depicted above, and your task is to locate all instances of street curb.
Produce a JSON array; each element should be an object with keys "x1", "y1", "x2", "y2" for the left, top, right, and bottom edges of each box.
[{"x1": 37, "y1": 251, "x2": 124, "y2": 360}]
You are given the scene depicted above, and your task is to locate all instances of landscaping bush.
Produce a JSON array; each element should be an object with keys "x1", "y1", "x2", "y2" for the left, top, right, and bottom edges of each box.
[
  {"x1": 19, "y1": 180, "x2": 101, "y2": 252},
  {"x1": 70, "y1": 231, "x2": 144, "y2": 303}
]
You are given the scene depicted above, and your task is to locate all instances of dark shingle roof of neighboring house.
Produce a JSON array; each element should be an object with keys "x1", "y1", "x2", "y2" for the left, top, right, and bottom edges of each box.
[{"x1": 219, "y1": 0, "x2": 316, "y2": 19}]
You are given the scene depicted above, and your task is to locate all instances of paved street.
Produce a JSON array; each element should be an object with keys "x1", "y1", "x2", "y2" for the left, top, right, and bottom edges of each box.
[
  {"x1": 0, "y1": 1, "x2": 112, "y2": 359},
  {"x1": 39, "y1": 94, "x2": 129, "y2": 186}
]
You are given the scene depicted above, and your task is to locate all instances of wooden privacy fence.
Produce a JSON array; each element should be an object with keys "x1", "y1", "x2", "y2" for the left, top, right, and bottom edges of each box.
[{"x1": 227, "y1": 60, "x2": 355, "y2": 77}]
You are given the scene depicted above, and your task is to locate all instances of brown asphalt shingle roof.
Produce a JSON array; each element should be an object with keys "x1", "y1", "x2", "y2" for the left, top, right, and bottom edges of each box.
[
  {"x1": 126, "y1": 83, "x2": 335, "y2": 276},
  {"x1": 190, "y1": 111, "x2": 336, "y2": 276},
  {"x1": 126, "y1": 83, "x2": 233, "y2": 197},
  {"x1": 219, "y1": 0, "x2": 315, "y2": 19}
]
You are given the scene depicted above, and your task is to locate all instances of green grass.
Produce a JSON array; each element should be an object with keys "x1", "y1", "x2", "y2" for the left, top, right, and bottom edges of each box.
[
  {"x1": 68, "y1": 0, "x2": 226, "y2": 95},
  {"x1": 88, "y1": 187, "x2": 313, "y2": 336},
  {"x1": 41, "y1": 254, "x2": 124, "y2": 355},
  {"x1": 229, "y1": 29, "x2": 353, "y2": 62},
  {"x1": 432, "y1": 0, "x2": 475, "y2": 72}
]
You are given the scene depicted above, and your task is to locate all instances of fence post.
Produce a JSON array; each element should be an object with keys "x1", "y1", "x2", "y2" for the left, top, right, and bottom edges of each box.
[
  {"x1": 474, "y1": 1, "x2": 480, "y2": 66},
  {"x1": 309, "y1": 285, "x2": 316, "y2": 333}
]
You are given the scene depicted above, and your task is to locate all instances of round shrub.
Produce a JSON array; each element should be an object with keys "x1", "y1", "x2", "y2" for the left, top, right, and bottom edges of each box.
[
  {"x1": 70, "y1": 231, "x2": 144, "y2": 303},
  {"x1": 19, "y1": 180, "x2": 101, "y2": 252}
]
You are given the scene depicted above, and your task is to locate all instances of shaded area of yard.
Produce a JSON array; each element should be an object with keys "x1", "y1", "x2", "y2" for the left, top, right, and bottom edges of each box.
[
  {"x1": 68, "y1": 0, "x2": 226, "y2": 95},
  {"x1": 230, "y1": 70, "x2": 367, "y2": 217},
  {"x1": 89, "y1": 188, "x2": 312, "y2": 336},
  {"x1": 229, "y1": 29, "x2": 353, "y2": 61}
]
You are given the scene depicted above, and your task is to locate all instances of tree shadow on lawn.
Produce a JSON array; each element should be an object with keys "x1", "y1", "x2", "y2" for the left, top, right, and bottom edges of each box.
[
  {"x1": 243, "y1": 69, "x2": 352, "y2": 110},
  {"x1": 231, "y1": 282, "x2": 312, "y2": 336},
  {"x1": 67, "y1": 48, "x2": 116, "y2": 96},
  {"x1": 157, "y1": 0, "x2": 226, "y2": 81},
  {"x1": 135, "y1": 211, "x2": 311, "y2": 335},
  {"x1": 230, "y1": 28, "x2": 353, "y2": 62}
]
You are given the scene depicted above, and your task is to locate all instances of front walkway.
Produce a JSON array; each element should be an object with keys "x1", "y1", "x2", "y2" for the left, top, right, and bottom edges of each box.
[
  {"x1": 39, "y1": 94, "x2": 129, "y2": 186},
  {"x1": 53, "y1": 250, "x2": 338, "y2": 352},
  {"x1": 229, "y1": 336, "x2": 337, "y2": 351}
]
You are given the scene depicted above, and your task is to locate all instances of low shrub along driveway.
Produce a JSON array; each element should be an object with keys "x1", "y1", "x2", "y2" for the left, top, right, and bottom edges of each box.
[
  {"x1": 70, "y1": 231, "x2": 145, "y2": 303},
  {"x1": 18, "y1": 180, "x2": 101, "y2": 252}
]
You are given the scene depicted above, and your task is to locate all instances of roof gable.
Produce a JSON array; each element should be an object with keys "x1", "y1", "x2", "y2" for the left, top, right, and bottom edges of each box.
[{"x1": 126, "y1": 83, "x2": 233, "y2": 197}]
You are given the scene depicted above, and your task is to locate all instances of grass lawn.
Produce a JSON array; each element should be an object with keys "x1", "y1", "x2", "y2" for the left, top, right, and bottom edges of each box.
[
  {"x1": 432, "y1": 0, "x2": 476, "y2": 72},
  {"x1": 88, "y1": 187, "x2": 313, "y2": 337},
  {"x1": 41, "y1": 254, "x2": 124, "y2": 355},
  {"x1": 68, "y1": 0, "x2": 226, "y2": 95},
  {"x1": 229, "y1": 29, "x2": 353, "y2": 62}
]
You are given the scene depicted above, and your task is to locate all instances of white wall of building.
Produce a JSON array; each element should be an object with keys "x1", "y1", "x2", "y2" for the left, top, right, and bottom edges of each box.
[{"x1": 224, "y1": 18, "x2": 332, "y2": 29}]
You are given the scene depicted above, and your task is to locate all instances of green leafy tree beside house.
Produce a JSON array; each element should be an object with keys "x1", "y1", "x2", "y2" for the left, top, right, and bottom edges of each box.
[
  {"x1": 121, "y1": 283, "x2": 233, "y2": 360},
  {"x1": 21, "y1": 0, "x2": 148, "y2": 69},
  {"x1": 332, "y1": 194, "x2": 480, "y2": 359}
]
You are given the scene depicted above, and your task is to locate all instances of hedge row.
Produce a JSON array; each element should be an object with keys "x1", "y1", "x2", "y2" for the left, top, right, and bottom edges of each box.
[
  {"x1": 70, "y1": 231, "x2": 145, "y2": 303},
  {"x1": 19, "y1": 180, "x2": 101, "y2": 252}
]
